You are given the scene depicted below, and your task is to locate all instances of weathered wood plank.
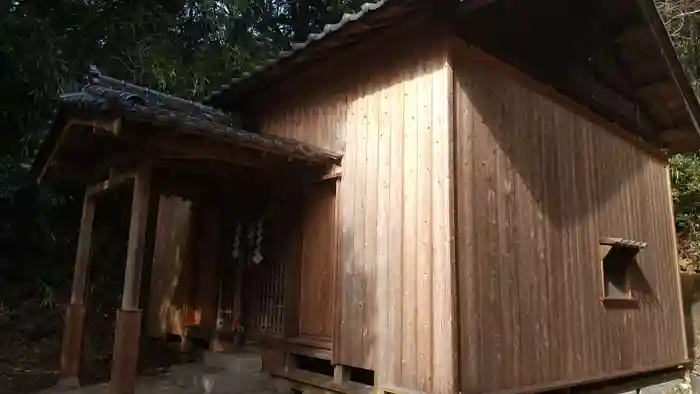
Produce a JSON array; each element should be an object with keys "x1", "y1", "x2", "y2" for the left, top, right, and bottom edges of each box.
[
  {"x1": 452, "y1": 39, "x2": 687, "y2": 394},
  {"x1": 386, "y1": 58, "x2": 405, "y2": 386},
  {"x1": 338, "y1": 70, "x2": 359, "y2": 366},
  {"x1": 431, "y1": 48, "x2": 455, "y2": 394},
  {"x1": 363, "y1": 68, "x2": 380, "y2": 368},
  {"x1": 146, "y1": 196, "x2": 193, "y2": 338},
  {"x1": 86, "y1": 171, "x2": 135, "y2": 199},
  {"x1": 58, "y1": 303, "x2": 86, "y2": 383},
  {"x1": 415, "y1": 53, "x2": 434, "y2": 393},
  {"x1": 401, "y1": 55, "x2": 419, "y2": 388},
  {"x1": 70, "y1": 193, "x2": 96, "y2": 304},
  {"x1": 122, "y1": 163, "x2": 152, "y2": 310},
  {"x1": 299, "y1": 182, "x2": 336, "y2": 339},
  {"x1": 375, "y1": 69, "x2": 393, "y2": 386},
  {"x1": 453, "y1": 50, "x2": 477, "y2": 394},
  {"x1": 252, "y1": 20, "x2": 455, "y2": 393},
  {"x1": 109, "y1": 310, "x2": 142, "y2": 394}
]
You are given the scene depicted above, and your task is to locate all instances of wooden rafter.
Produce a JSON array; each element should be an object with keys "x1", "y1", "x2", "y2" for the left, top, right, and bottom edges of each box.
[{"x1": 636, "y1": 0, "x2": 700, "y2": 141}]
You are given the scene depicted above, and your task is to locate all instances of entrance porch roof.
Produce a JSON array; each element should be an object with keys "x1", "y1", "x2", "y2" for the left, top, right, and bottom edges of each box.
[{"x1": 33, "y1": 66, "x2": 342, "y2": 184}]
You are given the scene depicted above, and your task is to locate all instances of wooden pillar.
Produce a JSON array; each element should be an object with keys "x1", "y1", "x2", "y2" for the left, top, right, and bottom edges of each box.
[
  {"x1": 58, "y1": 192, "x2": 96, "y2": 388},
  {"x1": 334, "y1": 364, "x2": 350, "y2": 385},
  {"x1": 110, "y1": 164, "x2": 151, "y2": 394}
]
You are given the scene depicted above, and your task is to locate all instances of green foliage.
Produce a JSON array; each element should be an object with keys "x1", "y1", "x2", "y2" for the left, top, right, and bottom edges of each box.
[
  {"x1": 661, "y1": 0, "x2": 700, "y2": 266},
  {"x1": 670, "y1": 153, "x2": 700, "y2": 264}
]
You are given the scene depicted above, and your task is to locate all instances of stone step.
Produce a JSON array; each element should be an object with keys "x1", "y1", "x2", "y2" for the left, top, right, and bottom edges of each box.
[
  {"x1": 170, "y1": 363, "x2": 221, "y2": 392},
  {"x1": 203, "y1": 371, "x2": 271, "y2": 394},
  {"x1": 169, "y1": 362, "x2": 276, "y2": 394},
  {"x1": 203, "y1": 351, "x2": 263, "y2": 374}
]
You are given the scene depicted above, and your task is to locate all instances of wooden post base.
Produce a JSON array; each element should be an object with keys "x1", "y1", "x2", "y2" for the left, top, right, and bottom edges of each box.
[
  {"x1": 110, "y1": 309, "x2": 142, "y2": 394},
  {"x1": 59, "y1": 303, "x2": 86, "y2": 383}
]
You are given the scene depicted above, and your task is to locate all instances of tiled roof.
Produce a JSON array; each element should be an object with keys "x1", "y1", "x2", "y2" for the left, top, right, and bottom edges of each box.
[
  {"x1": 32, "y1": 67, "x2": 342, "y2": 180},
  {"x1": 204, "y1": 0, "x2": 430, "y2": 108}
]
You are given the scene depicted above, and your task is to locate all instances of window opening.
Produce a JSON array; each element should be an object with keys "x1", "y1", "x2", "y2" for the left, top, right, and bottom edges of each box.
[{"x1": 599, "y1": 237, "x2": 646, "y2": 302}]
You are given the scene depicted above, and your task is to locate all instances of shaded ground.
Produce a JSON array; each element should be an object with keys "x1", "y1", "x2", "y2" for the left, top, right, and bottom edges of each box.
[
  {"x1": 0, "y1": 295, "x2": 181, "y2": 394},
  {"x1": 36, "y1": 376, "x2": 193, "y2": 394},
  {"x1": 0, "y1": 299, "x2": 63, "y2": 394}
]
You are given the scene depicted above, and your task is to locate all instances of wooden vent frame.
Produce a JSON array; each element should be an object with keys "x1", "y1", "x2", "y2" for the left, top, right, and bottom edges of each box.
[{"x1": 599, "y1": 237, "x2": 647, "y2": 308}]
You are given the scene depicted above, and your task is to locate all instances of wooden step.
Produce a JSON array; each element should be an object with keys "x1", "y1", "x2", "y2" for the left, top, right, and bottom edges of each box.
[{"x1": 271, "y1": 368, "x2": 372, "y2": 394}]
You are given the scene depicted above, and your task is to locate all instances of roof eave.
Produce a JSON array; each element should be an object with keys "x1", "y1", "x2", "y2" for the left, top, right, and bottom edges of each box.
[{"x1": 637, "y1": 0, "x2": 700, "y2": 154}]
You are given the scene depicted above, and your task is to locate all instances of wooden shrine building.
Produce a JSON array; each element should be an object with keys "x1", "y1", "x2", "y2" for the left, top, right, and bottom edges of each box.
[{"x1": 33, "y1": 0, "x2": 700, "y2": 393}]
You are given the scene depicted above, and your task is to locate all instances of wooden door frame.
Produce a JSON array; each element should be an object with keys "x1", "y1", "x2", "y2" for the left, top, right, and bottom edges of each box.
[{"x1": 284, "y1": 176, "x2": 341, "y2": 360}]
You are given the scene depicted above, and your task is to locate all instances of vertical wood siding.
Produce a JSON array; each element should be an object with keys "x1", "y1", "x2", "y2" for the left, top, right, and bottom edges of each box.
[
  {"x1": 146, "y1": 196, "x2": 194, "y2": 338},
  {"x1": 298, "y1": 181, "x2": 337, "y2": 341},
  {"x1": 253, "y1": 19, "x2": 455, "y2": 394},
  {"x1": 452, "y1": 45, "x2": 687, "y2": 394}
]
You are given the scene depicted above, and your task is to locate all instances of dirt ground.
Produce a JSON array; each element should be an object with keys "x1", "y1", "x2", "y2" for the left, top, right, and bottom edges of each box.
[
  {"x1": 0, "y1": 296, "x2": 192, "y2": 394},
  {"x1": 0, "y1": 300, "x2": 63, "y2": 394}
]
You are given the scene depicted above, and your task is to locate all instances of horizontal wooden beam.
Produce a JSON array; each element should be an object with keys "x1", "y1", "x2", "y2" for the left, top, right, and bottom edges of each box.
[
  {"x1": 67, "y1": 118, "x2": 122, "y2": 136},
  {"x1": 458, "y1": 0, "x2": 497, "y2": 13},
  {"x1": 450, "y1": 39, "x2": 668, "y2": 161},
  {"x1": 637, "y1": 0, "x2": 700, "y2": 146},
  {"x1": 85, "y1": 170, "x2": 135, "y2": 199},
  {"x1": 558, "y1": 67, "x2": 661, "y2": 146},
  {"x1": 307, "y1": 172, "x2": 342, "y2": 185},
  {"x1": 660, "y1": 127, "x2": 694, "y2": 143},
  {"x1": 152, "y1": 132, "x2": 283, "y2": 170}
]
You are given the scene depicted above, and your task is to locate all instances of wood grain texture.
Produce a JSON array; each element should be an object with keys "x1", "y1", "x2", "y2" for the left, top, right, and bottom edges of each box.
[
  {"x1": 59, "y1": 303, "x2": 86, "y2": 380},
  {"x1": 146, "y1": 196, "x2": 194, "y2": 338},
  {"x1": 298, "y1": 181, "x2": 337, "y2": 341},
  {"x1": 252, "y1": 17, "x2": 455, "y2": 394},
  {"x1": 192, "y1": 201, "x2": 221, "y2": 334},
  {"x1": 69, "y1": 193, "x2": 95, "y2": 304},
  {"x1": 452, "y1": 43, "x2": 687, "y2": 394},
  {"x1": 122, "y1": 164, "x2": 152, "y2": 310},
  {"x1": 109, "y1": 310, "x2": 142, "y2": 394}
]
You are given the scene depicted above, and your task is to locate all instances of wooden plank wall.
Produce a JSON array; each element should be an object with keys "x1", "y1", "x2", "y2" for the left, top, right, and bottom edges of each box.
[
  {"x1": 251, "y1": 18, "x2": 455, "y2": 394},
  {"x1": 146, "y1": 195, "x2": 195, "y2": 338},
  {"x1": 192, "y1": 200, "x2": 222, "y2": 333},
  {"x1": 297, "y1": 180, "x2": 337, "y2": 342},
  {"x1": 452, "y1": 44, "x2": 687, "y2": 394}
]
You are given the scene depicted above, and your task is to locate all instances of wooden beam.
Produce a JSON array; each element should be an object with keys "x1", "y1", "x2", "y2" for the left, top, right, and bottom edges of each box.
[
  {"x1": 57, "y1": 303, "x2": 85, "y2": 389},
  {"x1": 70, "y1": 192, "x2": 96, "y2": 303},
  {"x1": 68, "y1": 118, "x2": 122, "y2": 136},
  {"x1": 110, "y1": 310, "x2": 142, "y2": 394},
  {"x1": 37, "y1": 118, "x2": 123, "y2": 184},
  {"x1": 333, "y1": 365, "x2": 350, "y2": 385},
  {"x1": 457, "y1": 0, "x2": 497, "y2": 14},
  {"x1": 450, "y1": 39, "x2": 668, "y2": 161},
  {"x1": 58, "y1": 192, "x2": 96, "y2": 387},
  {"x1": 584, "y1": 39, "x2": 664, "y2": 136},
  {"x1": 86, "y1": 170, "x2": 135, "y2": 199},
  {"x1": 121, "y1": 162, "x2": 152, "y2": 310},
  {"x1": 660, "y1": 127, "x2": 697, "y2": 145},
  {"x1": 153, "y1": 133, "x2": 280, "y2": 170},
  {"x1": 37, "y1": 124, "x2": 73, "y2": 184},
  {"x1": 109, "y1": 162, "x2": 152, "y2": 394},
  {"x1": 637, "y1": 0, "x2": 700, "y2": 144},
  {"x1": 557, "y1": 66, "x2": 661, "y2": 146},
  {"x1": 306, "y1": 172, "x2": 342, "y2": 185}
]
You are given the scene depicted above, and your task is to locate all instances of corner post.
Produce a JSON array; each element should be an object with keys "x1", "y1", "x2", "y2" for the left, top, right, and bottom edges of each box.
[
  {"x1": 58, "y1": 192, "x2": 96, "y2": 388},
  {"x1": 334, "y1": 364, "x2": 350, "y2": 385},
  {"x1": 110, "y1": 163, "x2": 152, "y2": 394}
]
